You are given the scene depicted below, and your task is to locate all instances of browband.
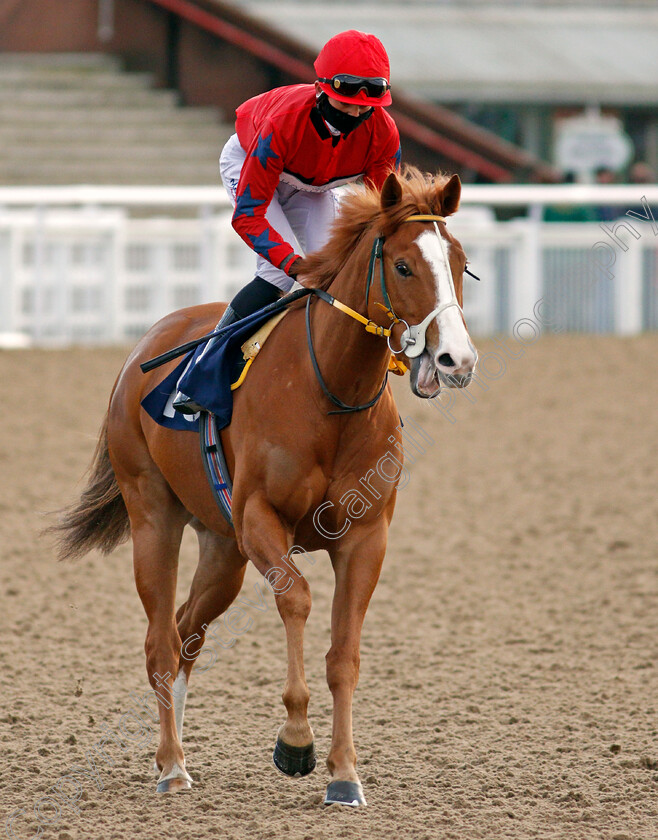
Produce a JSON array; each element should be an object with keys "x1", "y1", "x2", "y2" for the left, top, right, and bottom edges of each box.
[{"x1": 404, "y1": 214, "x2": 446, "y2": 223}]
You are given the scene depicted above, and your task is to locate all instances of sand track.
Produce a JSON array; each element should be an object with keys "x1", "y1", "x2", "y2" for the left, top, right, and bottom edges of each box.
[{"x1": 1, "y1": 335, "x2": 657, "y2": 840}]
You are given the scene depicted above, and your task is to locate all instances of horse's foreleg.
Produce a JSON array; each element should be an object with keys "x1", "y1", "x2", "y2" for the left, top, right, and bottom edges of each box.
[
  {"x1": 241, "y1": 493, "x2": 316, "y2": 778},
  {"x1": 325, "y1": 528, "x2": 386, "y2": 807},
  {"x1": 123, "y1": 477, "x2": 191, "y2": 794},
  {"x1": 174, "y1": 528, "x2": 247, "y2": 742}
]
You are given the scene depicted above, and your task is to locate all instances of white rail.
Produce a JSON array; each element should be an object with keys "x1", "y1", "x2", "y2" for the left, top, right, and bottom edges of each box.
[
  {"x1": 1, "y1": 184, "x2": 658, "y2": 207},
  {"x1": 0, "y1": 185, "x2": 656, "y2": 346}
]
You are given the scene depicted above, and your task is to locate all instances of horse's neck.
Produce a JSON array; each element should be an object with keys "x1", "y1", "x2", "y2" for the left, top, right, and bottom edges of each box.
[{"x1": 308, "y1": 234, "x2": 391, "y2": 404}]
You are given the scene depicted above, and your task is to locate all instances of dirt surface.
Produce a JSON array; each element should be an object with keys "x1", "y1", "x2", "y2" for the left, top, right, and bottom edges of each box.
[{"x1": 1, "y1": 334, "x2": 657, "y2": 840}]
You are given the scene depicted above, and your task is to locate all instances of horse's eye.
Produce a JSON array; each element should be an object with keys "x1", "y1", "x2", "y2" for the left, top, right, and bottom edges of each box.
[{"x1": 395, "y1": 262, "x2": 412, "y2": 278}]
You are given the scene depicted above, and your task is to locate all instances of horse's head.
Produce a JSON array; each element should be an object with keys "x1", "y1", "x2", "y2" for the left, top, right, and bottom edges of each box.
[{"x1": 374, "y1": 168, "x2": 478, "y2": 399}]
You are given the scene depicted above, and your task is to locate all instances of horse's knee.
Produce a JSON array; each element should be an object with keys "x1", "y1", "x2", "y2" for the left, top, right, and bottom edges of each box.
[
  {"x1": 325, "y1": 645, "x2": 360, "y2": 694},
  {"x1": 275, "y1": 576, "x2": 312, "y2": 623}
]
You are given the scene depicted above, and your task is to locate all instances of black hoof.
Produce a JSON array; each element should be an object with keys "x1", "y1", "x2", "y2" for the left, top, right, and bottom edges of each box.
[
  {"x1": 324, "y1": 780, "x2": 367, "y2": 807},
  {"x1": 272, "y1": 738, "x2": 316, "y2": 777}
]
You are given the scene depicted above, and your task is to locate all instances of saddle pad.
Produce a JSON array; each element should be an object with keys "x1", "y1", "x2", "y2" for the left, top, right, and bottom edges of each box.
[
  {"x1": 241, "y1": 309, "x2": 288, "y2": 362},
  {"x1": 231, "y1": 309, "x2": 288, "y2": 392},
  {"x1": 141, "y1": 306, "x2": 289, "y2": 432},
  {"x1": 140, "y1": 354, "x2": 200, "y2": 432}
]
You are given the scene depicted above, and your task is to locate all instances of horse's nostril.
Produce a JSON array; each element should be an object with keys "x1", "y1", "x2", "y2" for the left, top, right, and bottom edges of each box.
[{"x1": 438, "y1": 352, "x2": 455, "y2": 368}]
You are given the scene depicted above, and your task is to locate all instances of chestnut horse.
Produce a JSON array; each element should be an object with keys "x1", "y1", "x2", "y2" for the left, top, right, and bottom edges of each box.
[{"x1": 53, "y1": 167, "x2": 477, "y2": 807}]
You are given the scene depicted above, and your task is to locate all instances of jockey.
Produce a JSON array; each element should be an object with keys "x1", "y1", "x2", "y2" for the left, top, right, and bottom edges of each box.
[{"x1": 173, "y1": 29, "x2": 401, "y2": 414}]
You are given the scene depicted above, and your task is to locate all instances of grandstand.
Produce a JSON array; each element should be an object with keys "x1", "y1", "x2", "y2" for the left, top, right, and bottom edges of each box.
[
  {"x1": 2, "y1": 0, "x2": 657, "y2": 182},
  {"x1": 0, "y1": 52, "x2": 233, "y2": 185}
]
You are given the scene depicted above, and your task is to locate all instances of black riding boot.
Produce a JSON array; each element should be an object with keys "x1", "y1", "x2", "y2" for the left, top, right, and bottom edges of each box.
[{"x1": 173, "y1": 277, "x2": 282, "y2": 414}]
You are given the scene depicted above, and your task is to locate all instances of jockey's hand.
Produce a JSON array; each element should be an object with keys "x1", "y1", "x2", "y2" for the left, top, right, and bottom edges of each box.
[{"x1": 287, "y1": 257, "x2": 303, "y2": 279}]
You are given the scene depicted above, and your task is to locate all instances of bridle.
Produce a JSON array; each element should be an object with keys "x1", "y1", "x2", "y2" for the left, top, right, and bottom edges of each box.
[
  {"x1": 307, "y1": 213, "x2": 463, "y2": 414},
  {"x1": 366, "y1": 214, "x2": 464, "y2": 359}
]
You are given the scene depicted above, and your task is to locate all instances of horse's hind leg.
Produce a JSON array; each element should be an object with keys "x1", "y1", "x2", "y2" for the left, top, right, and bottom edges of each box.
[
  {"x1": 119, "y1": 466, "x2": 192, "y2": 794},
  {"x1": 173, "y1": 527, "x2": 247, "y2": 743}
]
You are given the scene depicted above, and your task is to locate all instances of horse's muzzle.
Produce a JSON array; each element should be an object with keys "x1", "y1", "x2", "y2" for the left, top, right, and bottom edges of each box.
[{"x1": 410, "y1": 353, "x2": 475, "y2": 399}]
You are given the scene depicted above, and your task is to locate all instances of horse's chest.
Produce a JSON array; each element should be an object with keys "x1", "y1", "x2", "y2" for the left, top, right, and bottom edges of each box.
[
  {"x1": 259, "y1": 439, "x2": 395, "y2": 529},
  {"x1": 259, "y1": 444, "x2": 325, "y2": 518}
]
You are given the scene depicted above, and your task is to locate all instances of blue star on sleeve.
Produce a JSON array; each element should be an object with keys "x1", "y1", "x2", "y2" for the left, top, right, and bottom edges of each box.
[
  {"x1": 247, "y1": 229, "x2": 282, "y2": 261},
  {"x1": 251, "y1": 132, "x2": 280, "y2": 169},
  {"x1": 234, "y1": 184, "x2": 266, "y2": 218}
]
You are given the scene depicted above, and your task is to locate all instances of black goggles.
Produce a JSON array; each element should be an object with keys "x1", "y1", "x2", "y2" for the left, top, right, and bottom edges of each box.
[{"x1": 318, "y1": 74, "x2": 390, "y2": 99}]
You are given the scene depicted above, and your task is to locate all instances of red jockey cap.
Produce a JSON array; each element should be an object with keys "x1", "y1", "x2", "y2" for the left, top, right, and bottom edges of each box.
[{"x1": 314, "y1": 30, "x2": 392, "y2": 107}]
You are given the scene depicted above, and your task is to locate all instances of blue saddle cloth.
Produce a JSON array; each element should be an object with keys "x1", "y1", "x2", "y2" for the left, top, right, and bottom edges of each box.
[
  {"x1": 141, "y1": 293, "x2": 308, "y2": 432},
  {"x1": 141, "y1": 354, "x2": 200, "y2": 432}
]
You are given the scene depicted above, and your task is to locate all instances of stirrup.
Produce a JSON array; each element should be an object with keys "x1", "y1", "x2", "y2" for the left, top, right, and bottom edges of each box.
[{"x1": 172, "y1": 391, "x2": 204, "y2": 415}]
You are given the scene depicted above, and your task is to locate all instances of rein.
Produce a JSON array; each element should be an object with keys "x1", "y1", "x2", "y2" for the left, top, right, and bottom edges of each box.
[
  {"x1": 306, "y1": 213, "x2": 461, "y2": 415},
  {"x1": 305, "y1": 292, "x2": 389, "y2": 415}
]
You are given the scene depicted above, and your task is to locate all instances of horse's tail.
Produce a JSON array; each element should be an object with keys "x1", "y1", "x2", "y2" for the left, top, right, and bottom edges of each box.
[{"x1": 47, "y1": 413, "x2": 130, "y2": 560}]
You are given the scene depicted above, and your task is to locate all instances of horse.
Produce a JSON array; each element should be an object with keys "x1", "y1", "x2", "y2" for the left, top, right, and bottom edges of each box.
[{"x1": 51, "y1": 165, "x2": 477, "y2": 807}]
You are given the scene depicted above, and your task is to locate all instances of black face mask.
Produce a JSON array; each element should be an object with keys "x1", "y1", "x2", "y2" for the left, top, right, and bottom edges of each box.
[{"x1": 316, "y1": 92, "x2": 373, "y2": 137}]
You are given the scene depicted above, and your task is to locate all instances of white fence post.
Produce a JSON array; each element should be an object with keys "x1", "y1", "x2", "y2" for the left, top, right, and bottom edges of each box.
[
  {"x1": 32, "y1": 205, "x2": 46, "y2": 344},
  {"x1": 616, "y1": 231, "x2": 644, "y2": 335},
  {"x1": 508, "y1": 218, "x2": 542, "y2": 331},
  {"x1": 0, "y1": 225, "x2": 12, "y2": 334}
]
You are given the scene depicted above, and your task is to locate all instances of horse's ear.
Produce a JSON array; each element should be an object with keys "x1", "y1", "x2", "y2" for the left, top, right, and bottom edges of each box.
[
  {"x1": 440, "y1": 174, "x2": 461, "y2": 216},
  {"x1": 380, "y1": 171, "x2": 403, "y2": 210}
]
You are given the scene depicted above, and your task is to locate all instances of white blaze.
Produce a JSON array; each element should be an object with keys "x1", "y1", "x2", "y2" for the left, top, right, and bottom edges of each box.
[{"x1": 415, "y1": 229, "x2": 472, "y2": 364}]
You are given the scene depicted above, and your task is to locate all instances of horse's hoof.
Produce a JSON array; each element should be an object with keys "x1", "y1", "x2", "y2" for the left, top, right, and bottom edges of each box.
[
  {"x1": 272, "y1": 738, "x2": 316, "y2": 777},
  {"x1": 324, "y1": 780, "x2": 367, "y2": 807},
  {"x1": 155, "y1": 762, "x2": 192, "y2": 794}
]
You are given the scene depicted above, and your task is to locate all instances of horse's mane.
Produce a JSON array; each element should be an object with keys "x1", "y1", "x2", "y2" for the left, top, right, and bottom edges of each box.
[{"x1": 297, "y1": 165, "x2": 451, "y2": 292}]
